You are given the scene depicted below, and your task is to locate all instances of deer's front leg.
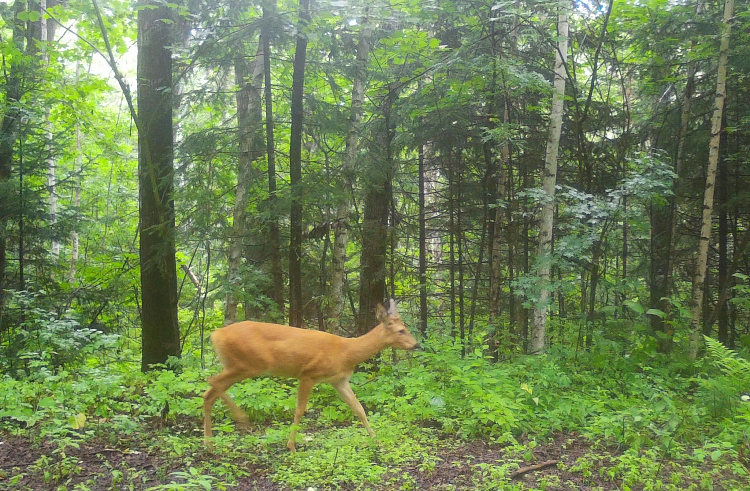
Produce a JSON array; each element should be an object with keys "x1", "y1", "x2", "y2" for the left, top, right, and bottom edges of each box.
[
  {"x1": 287, "y1": 378, "x2": 314, "y2": 452},
  {"x1": 333, "y1": 379, "x2": 375, "y2": 437}
]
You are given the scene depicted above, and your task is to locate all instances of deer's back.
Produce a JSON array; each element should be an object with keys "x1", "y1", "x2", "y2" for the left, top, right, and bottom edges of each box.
[{"x1": 210, "y1": 321, "x2": 349, "y2": 380}]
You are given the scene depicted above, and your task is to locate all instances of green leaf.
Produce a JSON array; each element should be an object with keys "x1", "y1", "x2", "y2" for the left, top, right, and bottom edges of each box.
[
  {"x1": 623, "y1": 299, "x2": 644, "y2": 314},
  {"x1": 37, "y1": 397, "x2": 56, "y2": 409},
  {"x1": 645, "y1": 308, "x2": 666, "y2": 319},
  {"x1": 68, "y1": 413, "x2": 86, "y2": 429}
]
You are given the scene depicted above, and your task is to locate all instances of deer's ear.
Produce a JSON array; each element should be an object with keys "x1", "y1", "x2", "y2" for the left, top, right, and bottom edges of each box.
[
  {"x1": 376, "y1": 304, "x2": 389, "y2": 324},
  {"x1": 387, "y1": 298, "x2": 398, "y2": 316}
]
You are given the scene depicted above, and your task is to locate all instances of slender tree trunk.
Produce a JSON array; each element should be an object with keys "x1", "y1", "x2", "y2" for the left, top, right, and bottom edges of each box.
[
  {"x1": 138, "y1": 1, "x2": 180, "y2": 370},
  {"x1": 649, "y1": 196, "x2": 672, "y2": 350},
  {"x1": 651, "y1": 2, "x2": 702, "y2": 352},
  {"x1": 621, "y1": 195, "x2": 627, "y2": 306},
  {"x1": 531, "y1": 5, "x2": 568, "y2": 354},
  {"x1": 468, "y1": 148, "x2": 493, "y2": 341},
  {"x1": 418, "y1": 143, "x2": 428, "y2": 336},
  {"x1": 508, "y1": 149, "x2": 517, "y2": 343},
  {"x1": 521, "y1": 159, "x2": 530, "y2": 352},
  {"x1": 670, "y1": 1, "x2": 702, "y2": 268},
  {"x1": 717, "y1": 110, "x2": 729, "y2": 346},
  {"x1": 69, "y1": 65, "x2": 82, "y2": 282},
  {"x1": 689, "y1": 0, "x2": 734, "y2": 360},
  {"x1": 489, "y1": 97, "x2": 509, "y2": 321},
  {"x1": 0, "y1": 0, "x2": 27, "y2": 305},
  {"x1": 329, "y1": 16, "x2": 371, "y2": 330},
  {"x1": 288, "y1": 0, "x2": 310, "y2": 327},
  {"x1": 39, "y1": 0, "x2": 59, "y2": 259},
  {"x1": 262, "y1": 4, "x2": 283, "y2": 316},
  {"x1": 357, "y1": 86, "x2": 396, "y2": 334},
  {"x1": 457, "y1": 153, "x2": 465, "y2": 356},
  {"x1": 224, "y1": 41, "x2": 264, "y2": 325},
  {"x1": 587, "y1": 243, "x2": 602, "y2": 348},
  {"x1": 448, "y1": 148, "x2": 456, "y2": 340}
]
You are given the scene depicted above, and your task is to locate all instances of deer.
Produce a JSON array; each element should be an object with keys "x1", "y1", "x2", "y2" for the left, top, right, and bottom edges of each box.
[{"x1": 203, "y1": 299, "x2": 419, "y2": 452}]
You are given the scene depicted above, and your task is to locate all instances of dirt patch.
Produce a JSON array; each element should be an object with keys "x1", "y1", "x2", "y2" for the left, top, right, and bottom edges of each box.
[
  {"x1": 0, "y1": 434, "x2": 275, "y2": 490},
  {"x1": 395, "y1": 434, "x2": 617, "y2": 491}
]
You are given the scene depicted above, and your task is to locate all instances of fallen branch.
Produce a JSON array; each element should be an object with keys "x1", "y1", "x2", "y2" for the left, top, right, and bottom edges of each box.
[{"x1": 510, "y1": 460, "x2": 560, "y2": 478}]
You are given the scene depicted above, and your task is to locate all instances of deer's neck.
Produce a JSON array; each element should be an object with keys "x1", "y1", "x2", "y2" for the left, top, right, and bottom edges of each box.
[{"x1": 343, "y1": 324, "x2": 388, "y2": 368}]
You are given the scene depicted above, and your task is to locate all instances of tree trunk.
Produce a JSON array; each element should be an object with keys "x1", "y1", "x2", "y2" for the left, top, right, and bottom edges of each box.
[
  {"x1": 224, "y1": 41, "x2": 264, "y2": 326},
  {"x1": 689, "y1": 0, "x2": 734, "y2": 360},
  {"x1": 418, "y1": 143, "x2": 427, "y2": 336},
  {"x1": 489, "y1": 97, "x2": 509, "y2": 322},
  {"x1": 448, "y1": 148, "x2": 456, "y2": 340},
  {"x1": 262, "y1": 4, "x2": 284, "y2": 316},
  {"x1": 717, "y1": 108, "x2": 729, "y2": 345},
  {"x1": 0, "y1": 0, "x2": 27, "y2": 305},
  {"x1": 456, "y1": 152, "x2": 465, "y2": 356},
  {"x1": 329, "y1": 16, "x2": 371, "y2": 330},
  {"x1": 654, "y1": 1, "x2": 701, "y2": 351},
  {"x1": 39, "y1": 0, "x2": 60, "y2": 259},
  {"x1": 649, "y1": 196, "x2": 672, "y2": 350},
  {"x1": 138, "y1": 1, "x2": 180, "y2": 371},
  {"x1": 288, "y1": 0, "x2": 310, "y2": 327},
  {"x1": 531, "y1": 5, "x2": 568, "y2": 354},
  {"x1": 357, "y1": 86, "x2": 396, "y2": 335},
  {"x1": 69, "y1": 65, "x2": 82, "y2": 283}
]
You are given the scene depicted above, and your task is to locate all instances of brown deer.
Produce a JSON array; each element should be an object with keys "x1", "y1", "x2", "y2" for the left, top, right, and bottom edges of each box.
[{"x1": 203, "y1": 299, "x2": 418, "y2": 451}]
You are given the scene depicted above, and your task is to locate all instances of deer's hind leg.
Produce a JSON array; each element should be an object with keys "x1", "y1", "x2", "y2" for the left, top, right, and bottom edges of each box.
[
  {"x1": 203, "y1": 369, "x2": 253, "y2": 446},
  {"x1": 219, "y1": 393, "x2": 251, "y2": 430}
]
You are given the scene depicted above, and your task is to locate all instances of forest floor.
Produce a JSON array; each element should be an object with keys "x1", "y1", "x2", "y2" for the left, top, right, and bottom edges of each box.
[{"x1": 1, "y1": 423, "x2": 745, "y2": 491}]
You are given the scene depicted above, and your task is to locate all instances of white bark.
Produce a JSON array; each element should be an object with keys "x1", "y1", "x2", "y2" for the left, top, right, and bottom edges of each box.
[
  {"x1": 328, "y1": 18, "x2": 371, "y2": 330},
  {"x1": 41, "y1": 0, "x2": 59, "y2": 258},
  {"x1": 689, "y1": 0, "x2": 734, "y2": 360},
  {"x1": 531, "y1": 6, "x2": 568, "y2": 354},
  {"x1": 69, "y1": 70, "x2": 82, "y2": 282}
]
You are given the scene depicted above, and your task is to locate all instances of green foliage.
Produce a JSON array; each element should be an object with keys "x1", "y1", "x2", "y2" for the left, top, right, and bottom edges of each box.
[{"x1": 2, "y1": 329, "x2": 750, "y2": 489}]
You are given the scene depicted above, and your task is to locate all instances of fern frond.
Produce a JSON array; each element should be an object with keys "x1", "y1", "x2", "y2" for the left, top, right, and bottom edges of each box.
[{"x1": 704, "y1": 336, "x2": 750, "y2": 382}]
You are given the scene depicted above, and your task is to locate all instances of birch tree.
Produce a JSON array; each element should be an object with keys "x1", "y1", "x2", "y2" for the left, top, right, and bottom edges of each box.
[
  {"x1": 328, "y1": 15, "x2": 371, "y2": 331},
  {"x1": 689, "y1": 0, "x2": 735, "y2": 360},
  {"x1": 530, "y1": 5, "x2": 568, "y2": 354}
]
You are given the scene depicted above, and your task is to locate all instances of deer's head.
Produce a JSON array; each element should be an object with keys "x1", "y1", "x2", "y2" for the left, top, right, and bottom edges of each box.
[{"x1": 376, "y1": 299, "x2": 419, "y2": 350}]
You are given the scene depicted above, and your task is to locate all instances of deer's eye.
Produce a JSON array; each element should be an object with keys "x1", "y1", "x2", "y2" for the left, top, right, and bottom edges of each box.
[{"x1": 398, "y1": 329, "x2": 406, "y2": 334}]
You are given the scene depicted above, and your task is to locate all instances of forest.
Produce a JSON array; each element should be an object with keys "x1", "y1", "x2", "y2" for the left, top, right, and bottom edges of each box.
[{"x1": 0, "y1": 0, "x2": 749, "y2": 489}]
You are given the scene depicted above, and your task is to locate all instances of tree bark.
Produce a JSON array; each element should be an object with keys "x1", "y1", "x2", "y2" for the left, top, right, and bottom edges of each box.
[
  {"x1": 288, "y1": 0, "x2": 310, "y2": 327},
  {"x1": 717, "y1": 109, "x2": 729, "y2": 346},
  {"x1": 531, "y1": 5, "x2": 568, "y2": 354},
  {"x1": 357, "y1": 85, "x2": 396, "y2": 335},
  {"x1": 329, "y1": 16, "x2": 371, "y2": 330},
  {"x1": 138, "y1": 1, "x2": 181, "y2": 370},
  {"x1": 689, "y1": 0, "x2": 734, "y2": 360},
  {"x1": 224, "y1": 40, "x2": 264, "y2": 326},
  {"x1": 652, "y1": 1, "x2": 701, "y2": 352},
  {"x1": 69, "y1": 65, "x2": 82, "y2": 283},
  {"x1": 39, "y1": 0, "x2": 60, "y2": 259},
  {"x1": 262, "y1": 3, "x2": 284, "y2": 316},
  {"x1": 448, "y1": 148, "x2": 456, "y2": 340},
  {"x1": 418, "y1": 143, "x2": 428, "y2": 336},
  {"x1": 0, "y1": 0, "x2": 28, "y2": 305},
  {"x1": 456, "y1": 152, "x2": 465, "y2": 356}
]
